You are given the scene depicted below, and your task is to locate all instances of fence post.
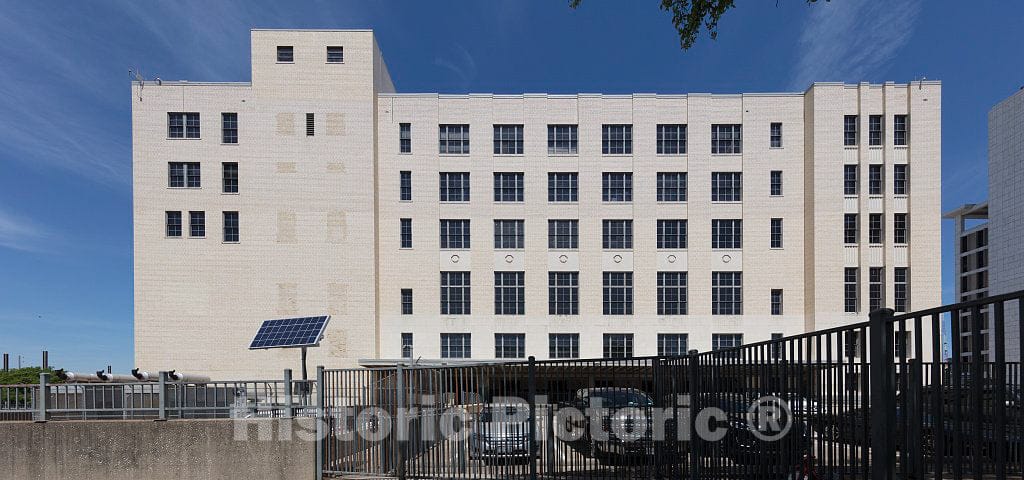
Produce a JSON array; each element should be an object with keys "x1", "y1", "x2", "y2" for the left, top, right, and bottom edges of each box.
[
  {"x1": 315, "y1": 365, "x2": 324, "y2": 480},
  {"x1": 396, "y1": 363, "x2": 406, "y2": 480},
  {"x1": 869, "y1": 308, "x2": 895, "y2": 480},
  {"x1": 35, "y1": 372, "x2": 48, "y2": 423},
  {"x1": 157, "y1": 371, "x2": 167, "y2": 421},
  {"x1": 687, "y1": 349, "x2": 699, "y2": 480},
  {"x1": 283, "y1": 369, "x2": 293, "y2": 419},
  {"x1": 527, "y1": 355, "x2": 538, "y2": 480}
]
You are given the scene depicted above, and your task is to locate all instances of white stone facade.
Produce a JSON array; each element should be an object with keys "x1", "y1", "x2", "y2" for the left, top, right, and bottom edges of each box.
[{"x1": 133, "y1": 30, "x2": 941, "y2": 378}]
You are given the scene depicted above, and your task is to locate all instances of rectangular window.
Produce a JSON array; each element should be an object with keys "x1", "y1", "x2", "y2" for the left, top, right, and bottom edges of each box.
[
  {"x1": 169, "y1": 162, "x2": 201, "y2": 189},
  {"x1": 548, "y1": 220, "x2": 579, "y2": 249},
  {"x1": 602, "y1": 272, "x2": 634, "y2": 315},
  {"x1": 869, "y1": 267, "x2": 884, "y2": 312},
  {"x1": 657, "y1": 172, "x2": 687, "y2": 202},
  {"x1": 844, "y1": 214, "x2": 858, "y2": 244},
  {"x1": 493, "y1": 172, "x2": 524, "y2": 202},
  {"x1": 603, "y1": 334, "x2": 634, "y2": 358},
  {"x1": 770, "y1": 170, "x2": 783, "y2": 196},
  {"x1": 713, "y1": 334, "x2": 743, "y2": 351},
  {"x1": 869, "y1": 214, "x2": 883, "y2": 244},
  {"x1": 440, "y1": 272, "x2": 471, "y2": 315},
  {"x1": 221, "y1": 113, "x2": 238, "y2": 144},
  {"x1": 326, "y1": 46, "x2": 344, "y2": 63},
  {"x1": 495, "y1": 333, "x2": 525, "y2": 359},
  {"x1": 277, "y1": 46, "x2": 293, "y2": 62},
  {"x1": 770, "y1": 122, "x2": 783, "y2": 148},
  {"x1": 222, "y1": 162, "x2": 238, "y2": 193},
  {"x1": 844, "y1": 115, "x2": 858, "y2": 146},
  {"x1": 547, "y1": 124, "x2": 578, "y2": 154},
  {"x1": 711, "y1": 124, "x2": 742, "y2": 154},
  {"x1": 894, "y1": 267, "x2": 908, "y2": 312},
  {"x1": 712, "y1": 272, "x2": 742, "y2": 315},
  {"x1": 711, "y1": 219, "x2": 742, "y2": 249},
  {"x1": 401, "y1": 289, "x2": 413, "y2": 315},
  {"x1": 440, "y1": 333, "x2": 471, "y2": 358},
  {"x1": 439, "y1": 124, "x2": 470, "y2": 154},
  {"x1": 401, "y1": 333, "x2": 413, "y2": 358},
  {"x1": 400, "y1": 218, "x2": 413, "y2": 248},
  {"x1": 771, "y1": 333, "x2": 784, "y2": 359},
  {"x1": 400, "y1": 171, "x2": 412, "y2": 201},
  {"x1": 168, "y1": 112, "x2": 200, "y2": 138},
  {"x1": 438, "y1": 172, "x2": 470, "y2": 202},
  {"x1": 399, "y1": 123, "x2": 411, "y2": 153},
  {"x1": 165, "y1": 211, "x2": 182, "y2": 237},
  {"x1": 493, "y1": 220, "x2": 525, "y2": 249},
  {"x1": 602, "y1": 220, "x2": 633, "y2": 249},
  {"x1": 657, "y1": 220, "x2": 687, "y2": 249},
  {"x1": 439, "y1": 219, "x2": 470, "y2": 249},
  {"x1": 657, "y1": 124, "x2": 687, "y2": 154},
  {"x1": 189, "y1": 211, "x2": 205, "y2": 237},
  {"x1": 494, "y1": 272, "x2": 525, "y2": 315},
  {"x1": 894, "y1": 115, "x2": 908, "y2": 146},
  {"x1": 223, "y1": 211, "x2": 239, "y2": 242},
  {"x1": 894, "y1": 213, "x2": 908, "y2": 244},
  {"x1": 771, "y1": 218, "x2": 783, "y2": 248},
  {"x1": 844, "y1": 267, "x2": 859, "y2": 313},
  {"x1": 771, "y1": 289, "x2": 783, "y2": 315},
  {"x1": 549, "y1": 333, "x2": 580, "y2": 359},
  {"x1": 548, "y1": 272, "x2": 579, "y2": 315},
  {"x1": 306, "y1": 113, "x2": 315, "y2": 136},
  {"x1": 893, "y1": 164, "x2": 908, "y2": 195},
  {"x1": 602, "y1": 124, "x2": 633, "y2": 154},
  {"x1": 493, "y1": 124, "x2": 524, "y2": 154},
  {"x1": 657, "y1": 272, "x2": 688, "y2": 315},
  {"x1": 844, "y1": 165, "x2": 858, "y2": 195},
  {"x1": 547, "y1": 173, "x2": 578, "y2": 202},
  {"x1": 658, "y1": 334, "x2": 689, "y2": 356},
  {"x1": 869, "y1": 115, "x2": 882, "y2": 146},
  {"x1": 845, "y1": 331, "x2": 862, "y2": 358},
  {"x1": 711, "y1": 172, "x2": 742, "y2": 202},
  {"x1": 869, "y1": 165, "x2": 883, "y2": 195},
  {"x1": 602, "y1": 172, "x2": 633, "y2": 202}
]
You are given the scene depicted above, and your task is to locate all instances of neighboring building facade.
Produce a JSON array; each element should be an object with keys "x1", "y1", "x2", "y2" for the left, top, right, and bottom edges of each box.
[
  {"x1": 133, "y1": 30, "x2": 941, "y2": 378},
  {"x1": 943, "y1": 203, "x2": 990, "y2": 361}
]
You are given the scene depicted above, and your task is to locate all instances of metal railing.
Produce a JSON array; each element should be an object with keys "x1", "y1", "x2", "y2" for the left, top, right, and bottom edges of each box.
[
  {"x1": 0, "y1": 370, "x2": 316, "y2": 422},
  {"x1": 318, "y1": 291, "x2": 1024, "y2": 480}
]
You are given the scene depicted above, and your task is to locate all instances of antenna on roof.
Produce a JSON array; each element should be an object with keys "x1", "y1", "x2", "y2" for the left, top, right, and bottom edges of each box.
[{"x1": 130, "y1": 68, "x2": 145, "y2": 101}]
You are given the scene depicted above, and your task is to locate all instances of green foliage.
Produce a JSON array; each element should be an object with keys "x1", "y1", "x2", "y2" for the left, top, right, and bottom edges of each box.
[
  {"x1": 569, "y1": 0, "x2": 825, "y2": 51},
  {"x1": 0, "y1": 367, "x2": 62, "y2": 385}
]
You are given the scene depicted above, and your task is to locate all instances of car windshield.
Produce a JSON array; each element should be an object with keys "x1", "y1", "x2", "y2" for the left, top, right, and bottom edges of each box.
[{"x1": 590, "y1": 390, "x2": 653, "y2": 407}]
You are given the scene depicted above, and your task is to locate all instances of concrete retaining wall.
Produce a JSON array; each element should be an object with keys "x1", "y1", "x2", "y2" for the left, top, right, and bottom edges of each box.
[{"x1": 0, "y1": 418, "x2": 317, "y2": 480}]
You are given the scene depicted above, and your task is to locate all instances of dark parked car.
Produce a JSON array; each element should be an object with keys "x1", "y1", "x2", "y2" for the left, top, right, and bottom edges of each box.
[{"x1": 562, "y1": 387, "x2": 656, "y2": 462}]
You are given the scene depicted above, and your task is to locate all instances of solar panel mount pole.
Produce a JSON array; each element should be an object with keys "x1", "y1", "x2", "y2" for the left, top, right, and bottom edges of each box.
[{"x1": 301, "y1": 346, "x2": 308, "y2": 381}]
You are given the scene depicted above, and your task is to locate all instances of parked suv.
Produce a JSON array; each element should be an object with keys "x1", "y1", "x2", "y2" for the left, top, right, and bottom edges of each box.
[
  {"x1": 562, "y1": 387, "x2": 656, "y2": 462},
  {"x1": 468, "y1": 403, "x2": 536, "y2": 463}
]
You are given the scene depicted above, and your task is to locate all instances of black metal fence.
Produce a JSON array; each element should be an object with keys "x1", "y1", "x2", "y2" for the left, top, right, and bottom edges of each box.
[{"x1": 319, "y1": 291, "x2": 1024, "y2": 479}]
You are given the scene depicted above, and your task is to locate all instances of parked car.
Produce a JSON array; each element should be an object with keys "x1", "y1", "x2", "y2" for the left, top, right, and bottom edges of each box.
[
  {"x1": 701, "y1": 395, "x2": 813, "y2": 468},
  {"x1": 468, "y1": 403, "x2": 536, "y2": 463},
  {"x1": 562, "y1": 387, "x2": 656, "y2": 462}
]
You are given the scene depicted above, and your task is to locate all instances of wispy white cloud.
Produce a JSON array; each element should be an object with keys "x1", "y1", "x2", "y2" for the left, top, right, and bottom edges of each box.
[
  {"x1": 788, "y1": 0, "x2": 923, "y2": 90},
  {"x1": 434, "y1": 44, "x2": 478, "y2": 92},
  {"x1": 0, "y1": 206, "x2": 49, "y2": 253}
]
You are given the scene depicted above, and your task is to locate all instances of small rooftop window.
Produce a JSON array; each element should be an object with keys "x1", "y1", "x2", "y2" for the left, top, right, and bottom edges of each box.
[{"x1": 277, "y1": 46, "x2": 293, "y2": 63}]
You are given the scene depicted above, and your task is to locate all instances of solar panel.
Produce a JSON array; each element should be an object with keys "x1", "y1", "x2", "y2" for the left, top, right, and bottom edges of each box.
[{"x1": 248, "y1": 315, "x2": 330, "y2": 350}]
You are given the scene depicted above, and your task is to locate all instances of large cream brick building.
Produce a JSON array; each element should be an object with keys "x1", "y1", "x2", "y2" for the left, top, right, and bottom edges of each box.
[{"x1": 132, "y1": 29, "x2": 941, "y2": 378}]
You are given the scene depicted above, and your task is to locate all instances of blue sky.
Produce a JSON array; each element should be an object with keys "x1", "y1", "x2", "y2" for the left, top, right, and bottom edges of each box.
[{"x1": 1, "y1": 1, "x2": 1021, "y2": 372}]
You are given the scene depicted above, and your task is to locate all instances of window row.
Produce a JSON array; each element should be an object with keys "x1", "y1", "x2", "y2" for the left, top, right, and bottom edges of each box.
[
  {"x1": 398, "y1": 123, "x2": 776, "y2": 155},
  {"x1": 275, "y1": 45, "x2": 344, "y2": 63},
  {"x1": 399, "y1": 218, "x2": 780, "y2": 250},
  {"x1": 843, "y1": 115, "x2": 910, "y2": 147},
  {"x1": 165, "y1": 211, "x2": 239, "y2": 242},
  {"x1": 167, "y1": 113, "x2": 238, "y2": 143},
  {"x1": 842, "y1": 213, "x2": 910, "y2": 245},
  {"x1": 844, "y1": 267, "x2": 909, "y2": 313},
  {"x1": 167, "y1": 162, "x2": 238, "y2": 193},
  {"x1": 404, "y1": 171, "x2": 786, "y2": 203},
  {"x1": 413, "y1": 271, "x2": 765, "y2": 316},
  {"x1": 404, "y1": 332, "x2": 748, "y2": 359},
  {"x1": 843, "y1": 164, "x2": 909, "y2": 196}
]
